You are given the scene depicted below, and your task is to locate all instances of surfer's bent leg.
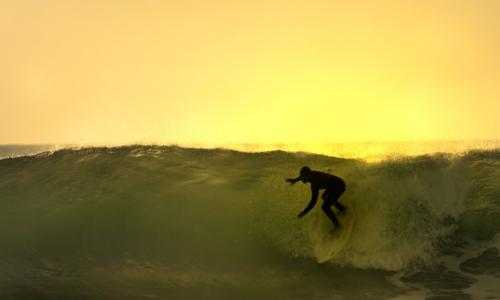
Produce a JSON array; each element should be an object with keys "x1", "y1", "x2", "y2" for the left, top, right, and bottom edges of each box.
[
  {"x1": 330, "y1": 183, "x2": 346, "y2": 212},
  {"x1": 333, "y1": 201, "x2": 346, "y2": 212},
  {"x1": 321, "y1": 200, "x2": 340, "y2": 227}
]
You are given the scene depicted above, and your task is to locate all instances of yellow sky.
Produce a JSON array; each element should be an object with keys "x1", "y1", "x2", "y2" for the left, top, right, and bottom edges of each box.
[{"x1": 1, "y1": 0, "x2": 499, "y2": 145}]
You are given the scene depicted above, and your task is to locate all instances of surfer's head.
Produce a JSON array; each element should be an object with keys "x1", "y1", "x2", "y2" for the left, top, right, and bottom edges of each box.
[{"x1": 299, "y1": 166, "x2": 311, "y2": 183}]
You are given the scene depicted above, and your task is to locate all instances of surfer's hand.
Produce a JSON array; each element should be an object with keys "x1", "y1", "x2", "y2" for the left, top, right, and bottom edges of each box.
[
  {"x1": 297, "y1": 211, "x2": 306, "y2": 218},
  {"x1": 286, "y1": 178, "x2": 296, "y2": 185}
]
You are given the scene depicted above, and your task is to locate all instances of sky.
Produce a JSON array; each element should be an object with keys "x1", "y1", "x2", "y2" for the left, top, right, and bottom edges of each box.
[{"x1": 1, "y1": 0, "x2": 499, "y2": 145}]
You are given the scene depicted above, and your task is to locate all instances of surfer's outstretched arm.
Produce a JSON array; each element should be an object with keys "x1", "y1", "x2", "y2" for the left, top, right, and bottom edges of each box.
[
  {"x1": 286, "y1": 176, "x2": 301, "y2": 185},
  {"x1": 298, "y1": 188, "x2": 319, "y2": 218}
]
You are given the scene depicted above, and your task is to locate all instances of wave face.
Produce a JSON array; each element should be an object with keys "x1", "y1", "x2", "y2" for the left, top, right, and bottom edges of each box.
[{"x1": 1, "y1": 146, "x2": 500, "y2": 299}]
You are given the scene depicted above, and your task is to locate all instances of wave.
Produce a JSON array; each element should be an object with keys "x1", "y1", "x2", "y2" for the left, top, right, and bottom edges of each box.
[{"x1": 0, "y1": 145, "x2": 499, "y2": 272}]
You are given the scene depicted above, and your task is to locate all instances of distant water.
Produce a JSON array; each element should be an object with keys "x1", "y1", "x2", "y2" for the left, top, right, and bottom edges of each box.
[
  {"x1": 1, "y1": 143, "x2": 500, "y2": 299},
  {"x1": 0, "y1": 144, "x2": 61, "y2": 159}
]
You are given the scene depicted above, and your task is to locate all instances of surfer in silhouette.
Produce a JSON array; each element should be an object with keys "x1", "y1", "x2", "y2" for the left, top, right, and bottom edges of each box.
[{"x1": 286, "y1": 166, "x2": 346, "y2": 231}]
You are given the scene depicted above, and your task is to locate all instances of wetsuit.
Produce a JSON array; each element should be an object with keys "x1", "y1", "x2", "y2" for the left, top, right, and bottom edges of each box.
[{"x1": 302, "y1": 171, "x2": 346, "y2": 227}]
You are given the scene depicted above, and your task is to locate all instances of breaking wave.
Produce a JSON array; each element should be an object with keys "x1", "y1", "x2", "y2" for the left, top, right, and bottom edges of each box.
[{"x1": 1, "y1": 145, "x2": 500, "y2": 273}]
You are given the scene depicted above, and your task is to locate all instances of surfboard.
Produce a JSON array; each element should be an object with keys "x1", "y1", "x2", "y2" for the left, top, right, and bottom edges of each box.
[{"x1": 307, "y1": 203, "x2": 355, "y2": 263}]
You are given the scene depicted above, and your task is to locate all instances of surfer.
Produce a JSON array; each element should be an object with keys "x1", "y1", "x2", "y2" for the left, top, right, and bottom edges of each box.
[{"x1": 286, "y1": 166, "x2": 346, "y2": 230}]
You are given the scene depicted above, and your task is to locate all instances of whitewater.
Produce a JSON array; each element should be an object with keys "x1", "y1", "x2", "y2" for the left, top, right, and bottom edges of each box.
[{"x1": 1, "y1": 145, "x2": 499, "y2": 299}]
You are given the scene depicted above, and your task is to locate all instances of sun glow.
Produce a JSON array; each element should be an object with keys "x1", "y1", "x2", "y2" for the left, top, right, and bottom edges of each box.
[{"x1": 1, "y1": 0, "x2": 499, "y2": 144}]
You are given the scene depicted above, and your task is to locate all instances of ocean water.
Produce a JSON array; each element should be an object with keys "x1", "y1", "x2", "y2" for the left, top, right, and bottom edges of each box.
[{"x1": 0, "y1": 144, "x2": 499, "y2": 299}]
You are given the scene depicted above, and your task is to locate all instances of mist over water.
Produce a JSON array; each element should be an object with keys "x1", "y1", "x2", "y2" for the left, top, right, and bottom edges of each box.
[
  {"x1": 3, "y1": 139, "x2": 500, "y2": 161},
  {"x1": 1, "y1": 144, "x2": 500, "y2": 299},
  {"x1": 184, "y1": 139, "x2": 500, "y2": 161}
]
